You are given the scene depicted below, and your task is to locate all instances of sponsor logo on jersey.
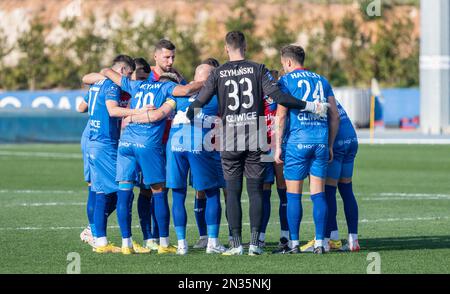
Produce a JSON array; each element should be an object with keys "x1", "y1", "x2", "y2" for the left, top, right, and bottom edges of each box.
[
  {"x1": 90, "y1": 120, "x2": 101, "y2": 129},
  {"x1": 226, "y1": 112, "x2": 257, "y2": 125}
]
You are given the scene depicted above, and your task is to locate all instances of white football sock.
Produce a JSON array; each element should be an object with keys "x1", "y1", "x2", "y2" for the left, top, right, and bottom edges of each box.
[
  {"x1": 160, "y1": 237, "x2": 169, "y2": 247},
  {"x1": 96, "y1": 237, "x2": 107, "y2": 247},
  {"x1": 349, "y1": 233, "x2": 358, "y2": 243},
  {"x1": 291, "y1": 240, "x2": 299, "y2": 247},
  {"x1": 122, "y1": 237, "x2": 132, "y2": 248},
  {"x1": 314, "y1": 239, "x2": 324, "y2": 248},
  {"x1": 330, "y1": 230, "x2": 339, "y2": 241},
  {"x1": 280, "y1": 230, "x2": 289, "y2": 240},
  {"x1": 199, "y1": 235, "x2": 208, "y2": 240},
  {"x1": 208, "y1": 238, "x2": 218, "y2": 247},
  {"x1": 178, "y1": 239, "x2": 187, "y2": 249}
]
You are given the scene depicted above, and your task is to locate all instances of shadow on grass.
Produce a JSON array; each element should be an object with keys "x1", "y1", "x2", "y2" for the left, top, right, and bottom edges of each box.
[
  {"x1": 258, "y1": 235, "x2": 450, "y2": 252},
  {"x1": 360, "y1": 235, "x2": 450, "y2": 251}
]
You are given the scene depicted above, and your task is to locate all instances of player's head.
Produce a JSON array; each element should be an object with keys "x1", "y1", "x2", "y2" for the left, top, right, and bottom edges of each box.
[
  {"x1": 132, "y1": 57, "x2": 151, "y2": 81},
  {"x1": 154, "y1": 39, "x2": 176, "y2": 73},
  {"x1": 270, "y1": 69, "x2": 280, "y2": 81},
  {"x1": 111, "y1": 54, "x2": 135, "y2": 77},
  {"x1": 201, "y1": 57, "x2": 220, "y2": 68},
  {"x1": 280, "y1": 45, "x2": 305, "y2": 73},
  {"x1": 194, "y1": 64, "x2": 214, "y2": 82},
  {"x1": 224, "y1": 31, "x2": 246, "y2": 58},
  {"x1": 159, "y1": 72, "x2": 180, "y2": 84}
]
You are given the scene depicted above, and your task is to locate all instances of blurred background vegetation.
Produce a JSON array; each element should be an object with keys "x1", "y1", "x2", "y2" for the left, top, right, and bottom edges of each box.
[{"x1": 0, "y1": 0, "x2": 419, "y2": 90}]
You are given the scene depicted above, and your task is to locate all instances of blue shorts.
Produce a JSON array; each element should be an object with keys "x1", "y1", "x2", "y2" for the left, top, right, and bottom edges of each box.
[
  {"x1": 81, "y1": 133, "x2": 90, "y2": 183},
  {"x1": 284, "y1": 143, "x2": 329, "y2": 181},
  {"x1": 116, "y1": 141, "x2": 166, "y2": 186},
  {"x1": 327, "y1": 137, "x2": 358, "y2": 180},
  {"x1": 264, "y1": 163, "x2": 275, "y2": 184},
  {"x1": 167, "y1": 148, "x2": 224, "y2": 191},
  {"x1": 87, "y1": 141, "x2": 119, "y2": 194}
]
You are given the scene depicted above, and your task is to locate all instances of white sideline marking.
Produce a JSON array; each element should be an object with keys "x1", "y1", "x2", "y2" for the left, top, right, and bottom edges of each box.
[
  {"x1": 359, "y1": 138, "x2": 450, "y2": 145},
  {"x1": 0, "y1": 150, "x2": 82, "y2": 159},
  {"x1": 3, "y1": 202, "x2": 85, "y2": 207},
  {"x1": 378, "y1": 193, "x2": 450, "y2": 197},
  {"x1": 0, "y1": 189, "x2": 80, "y2": 194},
  {"x1": 0, "y1": 216, "x2": 449, "y2": 231},
  {"x1": 1, "y1": 191, "x2": 450, "y2": 207}
]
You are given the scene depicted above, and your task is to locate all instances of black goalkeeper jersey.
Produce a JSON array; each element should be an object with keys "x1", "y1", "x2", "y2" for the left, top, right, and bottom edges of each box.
[{"x1": 188, "y1": 59, "x2": 309, "y2": 151}]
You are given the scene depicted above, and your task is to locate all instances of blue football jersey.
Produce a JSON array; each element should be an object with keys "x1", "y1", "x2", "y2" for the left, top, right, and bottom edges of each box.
[
  {"x1": 84, "y1": 79, "x2": 121, "y2": 144},
  {"x1": 169, "y1": 94, "x2": 219, "y2": 151},
  {"x1": 279, "y1": 69, "x2": 334, "y2": 144},
  {"x1": 119, "y1": 76, "x2": 177, "y2": 145},
  {"x1": 336, "y1": 100, "x2": 357, "y2": 140}
]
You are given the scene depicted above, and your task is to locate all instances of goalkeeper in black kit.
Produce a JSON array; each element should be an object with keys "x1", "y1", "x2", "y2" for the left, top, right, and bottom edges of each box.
[{"x1": 187, "y1": 31, "x2": 329, "y2": 255}]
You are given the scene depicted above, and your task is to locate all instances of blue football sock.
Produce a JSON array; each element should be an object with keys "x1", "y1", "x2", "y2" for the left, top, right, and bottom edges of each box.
[
  {"x1": 277, "y1": 188, "x2": 289, "y2": 232},
  {"x1": 205, "y1": 188, "x2": 221, "y2": 238},
  {"x1": 137, "y1": 193, "x2": 152, "y2": 240},
  {"x1": 150, "y1": 196, "x2": 159, "y2": 239},
  {"x1": 194, "y1": 197, "x2": 207, "y2": 237},
  {"x1": 105, "y1": 192, "x2": 117, "y2": 217},
  {"x1": 260, "y1": 189, "x2": 272, "y2": 234},
  {"x1": 117, "y1": 188, "x2": 134, "y2": 239},
  {"x1": 93, "y1": 192, "x2": 107, "y2": 238},
  {"x1": 325, "y1": 185, "x2": 338, "y2": 238},
  {"x1": 311, "y1": 192, "x2": 328, "y2": 241},
  {"x1": 172, "y1": 188, "x2": 187, "y2": 241},
  {"x1": 338, "y1": 182, "x2": 359, "y2": 234},
  {"x1": 287, "y1": 192, "x2": 302, "y2": 241},
  {"x1": 87, "y1": 186, "x2": 97, "y2": 237},
  {"x1": 153, "y1": 190, "x2": 170, "y2": 238}
]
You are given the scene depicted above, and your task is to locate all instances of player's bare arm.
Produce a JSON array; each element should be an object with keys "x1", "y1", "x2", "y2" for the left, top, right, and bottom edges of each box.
[
  {"x1": 105, "y1": 100, "x2": 146, "y2": 118},
  {"x1": 101, "y1": 68, "x2": 123, "y2": 86},
  {"x1": 82, "y1": 73, "x2": 106, "y2": 85},
  {"x1": 326, "y1": 95, "x2": 340, "y2": 162},
  {"x1": 172, "y1": 80, "x2": 205, "y2": 97},
  {"x1": 274, "y1": 104, "x2": 287, "y2": 164},
  {"x1": 124, "y1": 101, "x2": 175, "y2": 124}
]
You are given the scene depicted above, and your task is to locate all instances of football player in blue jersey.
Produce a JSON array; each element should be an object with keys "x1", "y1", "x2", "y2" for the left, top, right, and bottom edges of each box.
[
  {"x1": 122, "y1": 65, "x2": 226, "y2": 255},
  {"x1": 274, "y1": 45, "x2": 340, "y2": 254},
  {"x1": 80, "y1": 57, "x2": 150, "y2": 251},
  {"x1": 191, "y1": 58, "x2": 227, "y2": 250},
  {"x1": 78, "y1": 55, "x2": 148, "y2": 253},
  {"x1": 324, "y1": 100, "x2": 360, "y2": 252},
  {"x1": 97, "y1": 55, "x2": 204, "y2": 254}
]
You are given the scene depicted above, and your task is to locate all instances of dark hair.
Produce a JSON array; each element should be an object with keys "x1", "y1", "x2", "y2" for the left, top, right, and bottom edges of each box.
[
  {"x1": 225, "y1": 31, "x2": 246, "y2": 51},
  {"x1": 112, "y1": 54, "x2": 136, "y2": 71},
  {"x1": 269, "y1": 69, "x2": 280, "y2": 80},
  {"x1": 201, "y1": 58, "x2": 220, "y2": 68},
  {"x1": 155, "y1": 39, "x2": 176, "y2": 51},
  {"x1": 280, "y1": 45, "x2": 306, "y2": 66},
  {"x1": 134, "y1": 57, "x2": 151, "y2": 80}
]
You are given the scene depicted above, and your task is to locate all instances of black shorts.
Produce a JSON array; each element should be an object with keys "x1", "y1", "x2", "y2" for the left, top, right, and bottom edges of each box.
[{"x1": 220, "y1": 150, "x2": 266, "y2": 180}]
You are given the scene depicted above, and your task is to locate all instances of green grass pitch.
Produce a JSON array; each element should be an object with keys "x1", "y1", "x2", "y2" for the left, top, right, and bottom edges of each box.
[{"x1": 0, "y1": 144, "x2": 449, "y2": 274}]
